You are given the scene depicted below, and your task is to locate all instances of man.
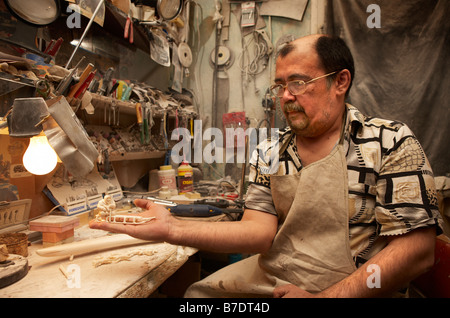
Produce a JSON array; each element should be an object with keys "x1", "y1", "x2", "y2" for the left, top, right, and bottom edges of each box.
[{"x1": 89, "y1": 34, "x2": 442, "y2": 297}]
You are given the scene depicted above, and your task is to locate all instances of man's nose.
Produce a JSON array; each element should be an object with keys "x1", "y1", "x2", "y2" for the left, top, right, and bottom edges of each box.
[{"x1": 281, "y1": 87, "x2": 296, "y2": 103}]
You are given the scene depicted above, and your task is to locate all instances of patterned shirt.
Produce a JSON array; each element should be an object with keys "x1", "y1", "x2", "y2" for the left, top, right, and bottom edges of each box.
[{"x1": 245, "y1": 104, "x2": 443, "y2": 266}]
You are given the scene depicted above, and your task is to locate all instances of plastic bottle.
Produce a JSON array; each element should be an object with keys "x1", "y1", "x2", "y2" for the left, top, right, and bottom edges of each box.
[
  {"x1": 158, "y1": 165, "x2": 177, "y2": 195},
  {"x1": 158, "y1": 186, "x2": 172, "y2": 199},
  {"x1": 177, "y1": 161, "x2": 194, "y2": 193}
]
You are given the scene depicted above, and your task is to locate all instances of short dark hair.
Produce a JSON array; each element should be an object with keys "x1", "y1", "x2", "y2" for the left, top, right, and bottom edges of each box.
[
  {"x1": 277, "y1": 35, "x2": 355, "y2": 98},
  {"x1": 315, "y1": 35, "x2": 355, "y2": 97}
]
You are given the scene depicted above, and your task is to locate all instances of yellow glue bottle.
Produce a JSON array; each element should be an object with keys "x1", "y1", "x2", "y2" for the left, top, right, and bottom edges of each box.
[{"x1": 177, "y1": 161, "x2": 194, "y2": 193}]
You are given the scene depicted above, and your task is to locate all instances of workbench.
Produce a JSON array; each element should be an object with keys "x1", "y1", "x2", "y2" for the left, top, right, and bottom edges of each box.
[{"x1": 0, "y1": 225, "x2": 197, "y2": 298}]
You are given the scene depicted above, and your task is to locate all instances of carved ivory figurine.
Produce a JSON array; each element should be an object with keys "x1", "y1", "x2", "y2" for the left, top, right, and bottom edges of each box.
[{"x1": 95, "y1": 195, "x2": 155, "y2": 225}]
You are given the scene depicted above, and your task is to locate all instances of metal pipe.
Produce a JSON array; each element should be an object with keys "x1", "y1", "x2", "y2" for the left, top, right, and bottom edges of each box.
[{"x1": 65, "y1": 0, "x2": 106, "y2": 68}]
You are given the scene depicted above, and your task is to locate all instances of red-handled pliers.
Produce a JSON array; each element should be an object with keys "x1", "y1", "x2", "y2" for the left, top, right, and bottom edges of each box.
[{"x1": 124, "y1": 13, "x2": 134, "y2": 44}]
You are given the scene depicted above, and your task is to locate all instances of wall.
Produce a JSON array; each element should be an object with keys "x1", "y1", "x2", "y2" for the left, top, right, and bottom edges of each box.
[
  {"x1": 185, "y1": 0, "x2": 322, "y2": 129},
  {"x1": 182, "y1": 0, "x2": 323, "y2": 180}
]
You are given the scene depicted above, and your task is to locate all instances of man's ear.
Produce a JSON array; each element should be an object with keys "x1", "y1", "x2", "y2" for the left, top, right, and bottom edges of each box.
[{"x1": 335, "y1": 69, "x2": 351, "y2": 97}]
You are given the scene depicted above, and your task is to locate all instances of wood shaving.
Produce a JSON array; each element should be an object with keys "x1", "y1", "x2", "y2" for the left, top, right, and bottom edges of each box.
[
  {"x1": 92, "y1": 249, "x2": 157, "y2": 268},
  {"x1": 0, "y1": 244, "x2": 8, "y2": 262}
]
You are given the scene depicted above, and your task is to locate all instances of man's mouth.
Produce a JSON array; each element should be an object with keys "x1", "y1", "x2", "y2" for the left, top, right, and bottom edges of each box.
[{"x1": 284, "y1": 102, "x2": 304, "y2": 114}]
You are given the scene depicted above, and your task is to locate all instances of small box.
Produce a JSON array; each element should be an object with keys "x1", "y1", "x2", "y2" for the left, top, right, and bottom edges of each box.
[
  {"x1": 29, "y1": 215, "x2": 79, "y2": 233},
  {"x1": 29, "y1": 215, "x2": 79, "y2": 244}
]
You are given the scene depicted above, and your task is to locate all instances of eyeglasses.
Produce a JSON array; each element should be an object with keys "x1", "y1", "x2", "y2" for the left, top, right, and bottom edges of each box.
[{"x1": 270, "y1": 71, "x2": 338, "y2": 97}]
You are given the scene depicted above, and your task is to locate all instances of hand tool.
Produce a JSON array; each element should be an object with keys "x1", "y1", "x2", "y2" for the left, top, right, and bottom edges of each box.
[
  {"x1": 35, "y1": 79, "x2": 50, "y2": 98},
  {"x1": 44, "y1": 37, "x2": 63, "y2": 57},
  {"x1": 160, "y1": 111, "x2": 169, "y2": 149},
  {"x1": 55, "y1": 56, "x2": 86, "y2": 96},
  {"x1": 104, "y1": 99, "x2": 108, "y2": 123},
  {"x1": 108, "y1": 80, "x2": 119, "y2": 98},
  {"x1": 135, "y1": 102, "x2": 144, "y2": 144},
  {"x1": 121, "y1": 83, "x2": 134, "y2": 101},
  {"x1": 88, "y1": 79, "x2": 99, "y2": 93},
  {"x1": 167, "y1": 205, "x2": 223, "y2": 217},
  {"x1": 194, "y1": 198, "x2": 235, "y2": 209},
  {"x1": 125, "y1": 196, "x2": 224, "y2": 217},
  {"x1": 67, "y1": 63, "x2": 94, "y2": 98},
  {"x1": 99, "y1": 67, "x2": 114, "y2": 95},
  {"x1": 111, "y1": 99, "x2": 119, "y2": 126},
  {"x1": 124, "y1": 11, "x2": 134, "y2": 44},
  {"x1": 116, "y1": 81, "x2": 126, "y2": 100},
  {"x1": 142, "y1": 102, "x2": 151, "y2": 144},
  {"x1": 74, "y1": 70, "x2": 96, "y2": 99}
]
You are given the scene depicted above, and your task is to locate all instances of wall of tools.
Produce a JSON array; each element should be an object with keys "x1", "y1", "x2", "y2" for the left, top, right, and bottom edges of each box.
[
  {"x1": 0, "y1": 0, "x2": 325, "y2": 209},
  {"x1": 0, "y1": 0, "x2": 200, "y2": 192}
]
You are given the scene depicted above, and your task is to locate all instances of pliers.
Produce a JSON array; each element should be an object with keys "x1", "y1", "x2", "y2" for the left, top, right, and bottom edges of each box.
[{"x1": 124, "y1": 12, "x2": 134, "y2": 44}]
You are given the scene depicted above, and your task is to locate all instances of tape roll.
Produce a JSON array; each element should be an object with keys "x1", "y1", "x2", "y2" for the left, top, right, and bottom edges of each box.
[
  {"x1": 210, "y1": 45, "x2": 231, "y2": 66},
  {"x1": 178, "y1": 42, "x2": 193, "y2": 67}
]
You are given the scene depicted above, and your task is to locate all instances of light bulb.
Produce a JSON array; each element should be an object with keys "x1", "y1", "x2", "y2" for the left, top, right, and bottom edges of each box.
[{"x1": 23, "y1": 135, "x2": 58, "y2": 175}]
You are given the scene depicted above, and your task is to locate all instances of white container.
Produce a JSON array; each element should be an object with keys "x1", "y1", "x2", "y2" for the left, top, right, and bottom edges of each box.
[
  {"x1": 158, "y1": 165, "x2": 178, "y2": 195},
  {"x1": 158, "y1": 186, "x2": 172, "y2": 199}
]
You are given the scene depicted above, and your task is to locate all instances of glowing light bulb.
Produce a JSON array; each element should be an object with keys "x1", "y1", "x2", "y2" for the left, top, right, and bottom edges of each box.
[{"x1": 23, "y1": 135, "x2": 57, "y2": 175}]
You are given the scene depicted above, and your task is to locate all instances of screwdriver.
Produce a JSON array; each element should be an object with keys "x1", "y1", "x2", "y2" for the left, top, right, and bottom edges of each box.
[{"x1": 135, "y1": 103, "x2": 144, "y2": 144}]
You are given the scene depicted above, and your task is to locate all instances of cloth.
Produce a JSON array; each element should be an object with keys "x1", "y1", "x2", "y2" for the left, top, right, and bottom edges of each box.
[
  {"x1": 246, "y1": 104, "x2": 443, "y2": 266},
  {"x1": 323, "y1": 0, "x2": 450, "y2": 177},
  {"x1": 186, "y1": 140, "x2": 355, "y2": 297}
]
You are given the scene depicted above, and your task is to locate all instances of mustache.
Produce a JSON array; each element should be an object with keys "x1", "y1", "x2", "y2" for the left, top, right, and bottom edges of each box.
[{"x1": 283, "y1": 102, "x2": 304, "y2": 113}]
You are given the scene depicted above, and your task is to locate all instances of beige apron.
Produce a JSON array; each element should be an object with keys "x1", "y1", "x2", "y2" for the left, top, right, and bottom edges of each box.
[{"x1": 185, "y1": 135, "x2": 356, "y2": 297}]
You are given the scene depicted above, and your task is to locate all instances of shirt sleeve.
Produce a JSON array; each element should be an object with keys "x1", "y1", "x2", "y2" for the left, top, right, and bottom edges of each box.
[
  {"x1": 244, "y1": 137, "x2": 280, "y2": 215},
  {"x1": 374, "y1": 124, "x2": 443, "y2": 236},
  {"x1": 244, "y1": 183, "x2": 277, "y2": 216}
]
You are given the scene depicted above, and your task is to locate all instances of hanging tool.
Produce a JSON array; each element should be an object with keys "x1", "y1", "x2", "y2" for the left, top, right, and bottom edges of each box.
[
  {"x1": 135, "y1": 102, "x2": 144, "y2": 144},
  {"x1": 142, "y1": 102, "x2": 150, "y2": 144},
  {"x1": 124, "y1": 11, "x2": 134, "y2": 44},
  {"x1": 99, "y1": 67, "x2": 114, "y2": 96},
  {"x1": 111, "y1": 99, "x2": 119, "y2": 126}
]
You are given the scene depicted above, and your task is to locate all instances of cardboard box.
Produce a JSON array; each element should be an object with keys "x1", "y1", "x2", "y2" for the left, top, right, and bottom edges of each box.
[{"x1": 0, "y1": 131, "x2": 55, "y2": 219}]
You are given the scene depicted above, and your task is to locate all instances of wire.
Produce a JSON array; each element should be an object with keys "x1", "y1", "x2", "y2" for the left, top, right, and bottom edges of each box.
[{"x1": 238, "y1": 32, "x2": 270, "y2": 78}]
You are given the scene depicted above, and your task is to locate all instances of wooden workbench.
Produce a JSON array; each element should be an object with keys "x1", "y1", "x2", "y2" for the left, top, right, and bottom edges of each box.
[{"x1": 0, "y1": 226, "x2": 197, "y2": 298}]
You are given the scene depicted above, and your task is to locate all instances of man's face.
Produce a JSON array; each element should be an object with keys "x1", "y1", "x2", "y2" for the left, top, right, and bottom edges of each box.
[{"x1": 274, "y1": 42, "x2": 341, "y2": 138}]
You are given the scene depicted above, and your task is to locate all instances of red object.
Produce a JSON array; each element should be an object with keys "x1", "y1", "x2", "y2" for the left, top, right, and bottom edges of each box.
[
  {"x1": 222, "y1": 112, "x2": 247, "y2": 148},
  {"x1": 74, "y1": 70, "x2": 96, "y2": 99},
  {"x1": 412, "y1": 237, "x2": 450, "y2": 297},
  {"x1": 124, "y1": 17, "x2": 133, "y2": 43}
]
